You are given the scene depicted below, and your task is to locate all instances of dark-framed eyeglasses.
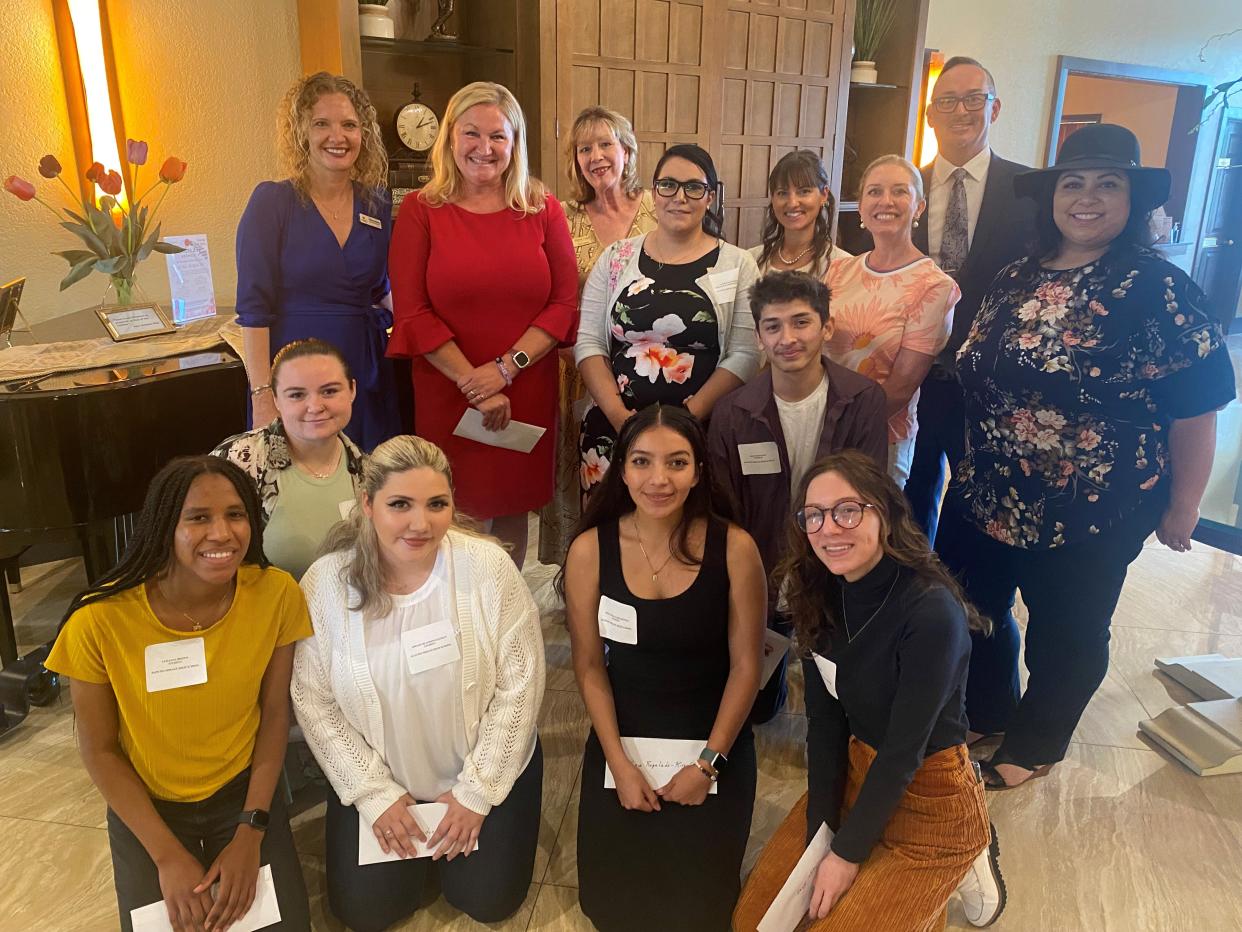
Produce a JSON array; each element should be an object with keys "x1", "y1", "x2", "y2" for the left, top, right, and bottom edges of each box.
[
  {"x1": 654, "y1": 177, "x2": 710, "y2": 200},
  {"x1": 930, "y1": 92, "x2": 996, "y2": 114},
  {"x1": 795, "y1": 500, "x2": 875, "y2": 533}
]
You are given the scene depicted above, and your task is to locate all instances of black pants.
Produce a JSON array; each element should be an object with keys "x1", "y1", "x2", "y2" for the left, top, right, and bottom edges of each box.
[
  {"x1": 325, "y1": 741, "x2": 543, "y2": 932},
  {"x1": 107, "y1": 769, "x2": 310, "y2": 931},
  {"x1": 750, "y1": 613, "x2": 793, "y2": 724},
  {"x1": 935, "y1": 501, "x2": 1156, "y2": 767},
  {"x1": 905, "y1": 372, "x2": 966, "y2": 546}
]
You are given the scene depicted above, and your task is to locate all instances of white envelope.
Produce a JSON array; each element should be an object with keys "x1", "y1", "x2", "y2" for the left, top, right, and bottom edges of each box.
[
  {"x1": 756, "y1": 822, "x2": 834, "y2": 932},
  {"x1": 357, "y1": 802, "x2": 479, "y2": 865},
  {"x1": 130, "y1": 863, "x2": 281, "y2": 932},
  {"x1": 604, "y1": 736, "x2": 719, "y2": 795},
  {"x1": 452, "y1": 408, "x2": 546, "y2": 453},
  {"x1": 812, "y1": 652, "x2": 839, "y2": 699},
  {"x1": 761, "y1": 629, "x2": 791, "y2": 687}
]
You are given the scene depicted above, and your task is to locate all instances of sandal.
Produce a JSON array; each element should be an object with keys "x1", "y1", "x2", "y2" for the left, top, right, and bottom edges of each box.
[{"x1": 979, "y1": 759, "x2": 1053, "y2": 791}]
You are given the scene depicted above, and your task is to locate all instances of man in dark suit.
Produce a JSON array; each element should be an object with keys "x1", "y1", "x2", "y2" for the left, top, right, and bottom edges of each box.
[{"x1": 907, "y1": 57, "x2": 1037, "y2": 543}]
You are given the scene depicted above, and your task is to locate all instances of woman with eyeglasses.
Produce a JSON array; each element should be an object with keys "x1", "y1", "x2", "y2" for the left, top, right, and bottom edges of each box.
[
  {"x1": 733, "y1": 450, "x2": 998, "y2": 932},
  {"x1": 574, "y1": 143, "x2": 761, "y2": 500}
]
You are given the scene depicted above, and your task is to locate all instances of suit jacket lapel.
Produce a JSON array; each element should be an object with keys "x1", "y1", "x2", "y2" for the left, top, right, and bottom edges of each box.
[
  {"x1": 963, "y1": 154, "x2": 1010, "y2": 270},
  {"x1": 914, "y1": 165, "x2": 932, "y2": 254}
]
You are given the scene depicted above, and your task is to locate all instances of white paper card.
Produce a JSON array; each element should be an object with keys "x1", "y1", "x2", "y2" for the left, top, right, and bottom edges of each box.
[
  {"x1": 756, "y1": 823, "x2": 834, "y2": 932},
  {"x1": 762, "y1": 629, "x2": 791, "y2": 687},
  {"x1": 401, "y1": 620, "x2": 461, "y2": 675},
  {"x1": 604, "y1": 736, "x2": 719, "y2": 795},
  {"x1": 162, "y1": 234, "x2": 217, "y2": 324},
  {"x1": 812, "y1": 652, "x2": 839, "y2": 699},
  {"x1": 739, "y1": 441, "x2": 782, "y2": 476},
  {"x1": 144, "y1": 637, "x2": 207, "y2": 693},
  {"x1": 130, "y1": 863, "x2": 281, "y2": 932},
  {"x1": 452, "y1": 408, "x2": 546, "y2": 453},
  {"x1": 597, "y1": 595, "x2": 638, "y2": 645},
  {"x1": 357, "y1": 802, "x2": 478, "y2": 865},
  {"x1": 338, "y1": 499, "x2": 355, "y2": 520},
  {"x1": 707, "y1": 268, "x2": 740, "y2": 303}
]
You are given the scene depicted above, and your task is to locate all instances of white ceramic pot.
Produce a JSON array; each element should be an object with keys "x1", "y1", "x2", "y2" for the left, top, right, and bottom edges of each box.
[
  {"x1": 358, "y1": 4, "x2": 395, "y2": 39},
  {"x1": 850, "y1": 60, "x2": 878, "y2": 84}
]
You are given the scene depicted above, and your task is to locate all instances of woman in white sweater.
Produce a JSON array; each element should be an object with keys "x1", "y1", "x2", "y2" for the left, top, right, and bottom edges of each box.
[{"x1": 292, "y1": 435, "x2": 545, "y2": 930}]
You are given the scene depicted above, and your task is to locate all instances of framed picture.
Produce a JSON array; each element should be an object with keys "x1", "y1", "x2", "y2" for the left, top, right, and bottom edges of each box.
[
  {"x1": 95, "y1": 303, "x2": 177, "y2": 342},
  {"x1": 1, "y1": 277, "x2": 26, "y2": 334}
]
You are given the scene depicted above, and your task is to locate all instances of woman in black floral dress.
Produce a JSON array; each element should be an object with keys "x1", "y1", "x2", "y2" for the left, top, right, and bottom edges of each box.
[{"x1": 935, "y1": 125, "x2": 1236, "y2": 789}]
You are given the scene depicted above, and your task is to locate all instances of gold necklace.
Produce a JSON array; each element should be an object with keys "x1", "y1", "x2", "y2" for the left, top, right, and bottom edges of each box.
[
  {"x1": 631, "y1": 516, "x2": 676, "y2": 583},
  {"x1": 294, "y1": 443, "x2": 343, "y2": 479},
  {"x1": 778, "y1": 241, "x2": 814, "y2": 265},
  {"x1": 311, "y1": 190, "x2": 351, "y2": 222},
  {"x1": 157, "y1": 579, "x2": 232, "y2": 632}
]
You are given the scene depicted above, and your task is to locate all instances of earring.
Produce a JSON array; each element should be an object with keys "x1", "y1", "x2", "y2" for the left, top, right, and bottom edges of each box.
[
  {"x1": 858, "y1": 220, "x2": 866, "y2": 230},
  {"x1": 912, "y1": 218, "x2": 920, "y2": 228}
]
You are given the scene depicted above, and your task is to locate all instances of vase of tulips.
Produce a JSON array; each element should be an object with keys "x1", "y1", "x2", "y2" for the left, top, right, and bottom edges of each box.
[{"x1": 3, "y1": 140, "x2": 188, "y2": 310}]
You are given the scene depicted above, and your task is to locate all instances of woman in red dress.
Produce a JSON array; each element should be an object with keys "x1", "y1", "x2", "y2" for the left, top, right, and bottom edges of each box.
[{"x1": 388, "y1": 82, "x2": 578, "y2": 565}]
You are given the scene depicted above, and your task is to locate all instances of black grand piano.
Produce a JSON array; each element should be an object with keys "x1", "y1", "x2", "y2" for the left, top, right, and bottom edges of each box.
[{"x1": 0, "y1": 307, "x2": 247, "y2": 668}]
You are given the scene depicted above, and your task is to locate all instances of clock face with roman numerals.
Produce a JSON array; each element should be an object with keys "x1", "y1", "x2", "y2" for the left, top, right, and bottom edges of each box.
[{"x1": 396, "y1": 102, "x2": 439, "y2": 153}]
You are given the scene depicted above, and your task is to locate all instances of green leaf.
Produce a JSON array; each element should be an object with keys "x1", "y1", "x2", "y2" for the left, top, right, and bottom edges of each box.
[
  {"x1": 62, "y1": 207, "x2": 88, "y2": 226},
  {"x1": 94, "y1": 256, "x2": 125, "y2": 274},
  {"x1": 692, "y1": 310, "x2": 714, "y2": 323},
  {"x1": 151, "y1": 242, "x2": 184, "y2": 254},
  {"x1": 60, "y1": 221, "x2": 109, "y2": 257},
  {"x1": 59, "y1": 257, "x2": 97, "y2": 291},
  {"x1": 53, "y1": 248, "x2": 96, "y2": 266},
  {"x1": 136, "y1": 222, "x2": 163, "y2": 261}
]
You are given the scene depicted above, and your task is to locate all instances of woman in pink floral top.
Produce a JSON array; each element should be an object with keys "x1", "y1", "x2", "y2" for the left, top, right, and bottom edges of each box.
[{"x1": 825, "y1": 156, "x2": 960, "y2": 486}]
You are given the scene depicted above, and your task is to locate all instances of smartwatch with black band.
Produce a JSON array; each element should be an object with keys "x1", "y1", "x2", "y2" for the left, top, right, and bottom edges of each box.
[{"x1": 237, "y1": 809, "x2": 270, "y2": 832}]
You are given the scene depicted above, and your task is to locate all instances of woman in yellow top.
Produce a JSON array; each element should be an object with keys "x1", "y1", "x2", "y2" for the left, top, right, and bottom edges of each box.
[
  {"x1": 46, "y1": 456, "x2": 313, "y2": 932},
  {"x1": 541, "y1": 106, "x2": 658, "y2": 564}
]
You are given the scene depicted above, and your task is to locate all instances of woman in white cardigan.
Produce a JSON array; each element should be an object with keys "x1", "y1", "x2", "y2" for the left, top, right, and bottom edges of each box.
[
  {"x1": 292, "y1": 434, "x2": 545, "y2": 931},
  {"x1": 575, "y1": 143, "x2": 761, "y2": 501}
]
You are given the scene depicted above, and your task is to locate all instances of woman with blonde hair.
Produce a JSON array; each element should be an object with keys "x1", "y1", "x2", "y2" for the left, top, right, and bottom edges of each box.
[
  {"x1": 388, "y1": 81, "x2": 578, "y2": 567},
  {"x1": 293, "y1": 434, "x2": 546, "y2": 929},
  {"x1": 236, "y1": 71, "x2": 400, "y2": 450}
]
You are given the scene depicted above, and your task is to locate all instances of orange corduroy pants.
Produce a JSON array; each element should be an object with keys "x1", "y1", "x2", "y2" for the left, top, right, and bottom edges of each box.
[{"x1": 734, "y1": 738, "x2": 990, "y2": 932}]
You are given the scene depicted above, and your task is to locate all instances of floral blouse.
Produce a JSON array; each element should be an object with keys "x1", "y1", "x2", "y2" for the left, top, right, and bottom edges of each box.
[{"x1": 954, "y1": 246, "x2": 1235, "y2": 549}]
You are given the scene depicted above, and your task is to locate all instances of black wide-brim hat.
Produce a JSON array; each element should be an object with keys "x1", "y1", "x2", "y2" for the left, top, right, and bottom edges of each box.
[{"x1": 1014, "y1": 123, "x2": 1172, "y2": 212}]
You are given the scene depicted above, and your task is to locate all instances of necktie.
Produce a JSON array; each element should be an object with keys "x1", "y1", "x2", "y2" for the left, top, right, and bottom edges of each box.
[{"x1": 939, "y1": 168, "x2": 969, "y2": 276}]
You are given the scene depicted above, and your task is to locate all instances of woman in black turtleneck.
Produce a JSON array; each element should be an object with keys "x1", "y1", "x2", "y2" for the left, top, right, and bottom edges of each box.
[{"x1": 734, "y1": 450, "x2": 1001, "y2": 931}]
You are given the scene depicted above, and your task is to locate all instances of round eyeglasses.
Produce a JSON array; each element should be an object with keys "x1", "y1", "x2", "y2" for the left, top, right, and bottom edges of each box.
[
  {"x1": 795, "y1": 500, "x2": 875, "y2": 533},
  {"x1": 930, "y1": 92, "x2": 997, "y2": 114},
  {"x1": 653, "y1": 177, "x2": 710, "y2": 200}
]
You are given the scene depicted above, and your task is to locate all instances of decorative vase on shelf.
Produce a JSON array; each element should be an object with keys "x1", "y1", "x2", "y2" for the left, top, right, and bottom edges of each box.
[
  {"x1": 851, "y1": 60, "x2": 879, "y2": 84},
  {"x1": 359, "y1": 3, "x2": 395, "y2": 39},
  {"x1": 101, "y1": 274, "x2": 153, "y2": 310}
]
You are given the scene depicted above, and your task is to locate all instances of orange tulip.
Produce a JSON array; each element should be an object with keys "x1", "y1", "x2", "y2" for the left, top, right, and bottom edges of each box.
[
  {"x1": 159, "y1": 157, "x2": 187, "y2": 183},
  {"x1": 3, "y1": 175, "x2": 36, "y2": 201},
  {"x1": 99, "y1": 170, "x2": 124, "y2": 196}
]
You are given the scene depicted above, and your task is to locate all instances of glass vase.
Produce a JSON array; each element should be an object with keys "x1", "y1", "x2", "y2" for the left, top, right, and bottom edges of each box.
[{"x1": 100, "y1": 273, "x2": 150, "y2": 309}]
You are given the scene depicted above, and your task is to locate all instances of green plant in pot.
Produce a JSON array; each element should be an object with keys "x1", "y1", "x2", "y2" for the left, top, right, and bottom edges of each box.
[{"x1": 852, "y1": 0, "x2": 900, "y2": 84}]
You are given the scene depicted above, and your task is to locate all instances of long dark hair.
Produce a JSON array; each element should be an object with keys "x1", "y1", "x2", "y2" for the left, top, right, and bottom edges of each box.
[
  {"x1": 60, "y1": 456, "x2": 268, "y2": 626},
  {"x1": 775, "y1": 451, "x2": 988, "y2": 652},
  {"x1": 654, "y1": 144, "x2": 725, "y2": 239},
  {"x1": 557, "y1": 405, "x2": 734, "y2": 596},
  {"x1": 757, "y1": 150, "x2": 837, "y2": 272}
]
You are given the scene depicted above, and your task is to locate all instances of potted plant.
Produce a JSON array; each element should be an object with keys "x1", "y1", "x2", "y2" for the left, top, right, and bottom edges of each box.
[
  {"x1": 852, "y1": 0, "x2": 899, "y2": 84},
  {"x1": 359, "y1": 0, "x2": 395, "y2": 39}
]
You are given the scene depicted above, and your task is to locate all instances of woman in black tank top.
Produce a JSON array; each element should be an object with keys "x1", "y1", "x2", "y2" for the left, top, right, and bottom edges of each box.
[{"x1": 560, "y1": 404, "x2": 767, "y2": 932}]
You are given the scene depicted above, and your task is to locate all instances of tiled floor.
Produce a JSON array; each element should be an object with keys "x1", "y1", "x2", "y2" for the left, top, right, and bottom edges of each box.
[{"x1": 2, "y1": 539, "x2": 1241, "y2": 931}]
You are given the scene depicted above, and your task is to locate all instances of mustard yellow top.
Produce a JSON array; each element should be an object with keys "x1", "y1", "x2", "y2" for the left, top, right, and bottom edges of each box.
[
  {"x1": 46, "y1": 565, "x2": 312, "y2": 802},
  {"x1": 562, "y1": 190, "x2": 658, "y2": 290}
]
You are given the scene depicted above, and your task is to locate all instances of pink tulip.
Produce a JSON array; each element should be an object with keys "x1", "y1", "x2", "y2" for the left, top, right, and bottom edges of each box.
[
  {"x1": 3, "y1": 175, "x2": 36, "y2": 201},
  {"x1": 126, "y1": 139, "x2": 148, "y2": 165},
  {"x1": 38, "y1": 155, "x2": 62, "y2": 179}
]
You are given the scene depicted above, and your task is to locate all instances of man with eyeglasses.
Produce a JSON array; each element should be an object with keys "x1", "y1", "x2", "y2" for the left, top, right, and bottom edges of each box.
[
  {"x1": 707, "y1": 271, "x2": 887, "y2": 723},
  {"x1": 907, "y1": 56, "x2": 1037, "y2": 548}
]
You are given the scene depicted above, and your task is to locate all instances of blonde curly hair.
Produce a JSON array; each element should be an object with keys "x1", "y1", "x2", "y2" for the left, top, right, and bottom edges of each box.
[
  {"x1": 420, "y1": 81, "x2": 545, "y2": 214},
  {"x1": 565, "y1": 106, "x2": 643, "y2": 205},
  {"x1": 278, "y1": 72, "x2": 388, "y2": 206}
]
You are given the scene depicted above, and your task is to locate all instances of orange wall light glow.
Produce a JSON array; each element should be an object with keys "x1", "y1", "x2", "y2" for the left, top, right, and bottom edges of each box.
[{"x1": 917, "y1": 51, "x2": 945, "y2": 167}]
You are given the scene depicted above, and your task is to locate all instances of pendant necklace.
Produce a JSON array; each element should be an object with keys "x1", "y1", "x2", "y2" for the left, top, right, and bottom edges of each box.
[
  {"x1": 158, "y1": 580, "x2": 232, "y2": 632},
  {"x1": 295, "y1": 443, "x2": 343, "y2": 479},
  {"x1": 632, "y1": 516, "x2": 676, "y2": 583},
  {"x1": 839, "y1": 573, "x2": 899, "y2": 643}
]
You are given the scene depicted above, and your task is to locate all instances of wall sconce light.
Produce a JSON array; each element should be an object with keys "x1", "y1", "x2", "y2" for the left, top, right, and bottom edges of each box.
[
  {"x1": 917, "y1": 50, "x2": 945, "y2": 167},
  {"x1": 53, "y1": 0, "x2": 129, "y2": 206}
]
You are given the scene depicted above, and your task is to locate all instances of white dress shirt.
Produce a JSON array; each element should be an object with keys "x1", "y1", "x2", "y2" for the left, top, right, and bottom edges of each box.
[{"x1": 927, "y1": 148, "x2": 992, "y2": 261}]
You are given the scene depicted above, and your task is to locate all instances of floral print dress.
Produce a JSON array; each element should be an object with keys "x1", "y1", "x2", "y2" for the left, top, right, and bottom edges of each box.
[
  {"x1": 953, "y1": 246, "x2": 1235, "y2": 549},
  {"x1": 579, "y1": 247, "x2": 722, "y2": 493}
]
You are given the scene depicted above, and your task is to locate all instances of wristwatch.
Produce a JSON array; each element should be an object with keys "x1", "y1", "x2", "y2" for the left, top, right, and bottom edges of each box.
[
  {"x1": 237, "y1": 809, "x2": 270, "y2": 832},
  {"x1": 509, "y1": 349, "x2": 532, "y2": 370},
  {"x1": 698, "y1": 747, "x2": 728, "y2": 776}
]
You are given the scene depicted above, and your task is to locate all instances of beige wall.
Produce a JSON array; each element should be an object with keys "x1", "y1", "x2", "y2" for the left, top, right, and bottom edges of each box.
[
  {"x1": 1, "y1": 0, "x2": 300, "y2": 324},
  {"x1": 1061, "y1": 76, "x2": 1179, "y2": 166},
  {"x1": 925, "y1": 0, "x2": 1242, "y2": 169}
]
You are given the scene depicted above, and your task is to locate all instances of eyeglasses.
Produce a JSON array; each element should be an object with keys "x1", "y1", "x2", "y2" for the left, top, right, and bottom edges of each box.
[
  {"x1": 795, "y1": 500, "x2": 875, "y2": 533},
  {"x1": 930, "y1": 92, "x2": 996, "y2": 114},
  {"x1": 654, "y1": 177, "x2": 710, "y2": 200}
]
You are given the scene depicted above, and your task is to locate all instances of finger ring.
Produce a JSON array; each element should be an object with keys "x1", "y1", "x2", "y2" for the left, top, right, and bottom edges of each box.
[{"x1": 384, "y1": 830, "x2": 394, "y2": 837}]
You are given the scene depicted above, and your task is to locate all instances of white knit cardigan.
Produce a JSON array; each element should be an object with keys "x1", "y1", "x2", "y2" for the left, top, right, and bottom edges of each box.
[{"x1": 291, "y1": 530, "x2": 545, "y2": 823}]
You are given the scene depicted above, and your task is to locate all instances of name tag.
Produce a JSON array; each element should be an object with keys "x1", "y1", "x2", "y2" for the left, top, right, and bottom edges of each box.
[
  {"x1": 359, "y1": 212, "x2": 383, "y2": 229},
  {"x1": 338, "y1": 499, "x2": 355, "y2": 520},
  {"x1": 707, "y1": 268, "x2": 739, "y2": 303},
  {"x1": 739, "y1": 441, "x2": 781, "y2": 475},
  {"x1": 145, "y1": 637, "x2": 208, "y2": 693},
  {"x1": 401, "y1": 620, "x2": 461, "y2": 675},
  {"x1": 597, "y1": 594, "x2": 638, "y2": 645},
  {"x1": 812, "y1": 652, "x2": 839, "y2": 699}
]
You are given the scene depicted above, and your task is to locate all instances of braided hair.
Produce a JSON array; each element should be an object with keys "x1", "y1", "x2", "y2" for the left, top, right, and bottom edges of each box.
[{"x1": 59, "y1": 456, "x2": 268, "y2": 627}]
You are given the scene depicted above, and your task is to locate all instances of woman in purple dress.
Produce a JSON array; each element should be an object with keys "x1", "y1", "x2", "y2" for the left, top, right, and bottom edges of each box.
[{"x1": 235, "y1": 72, "x2": 400, "y2": 451}]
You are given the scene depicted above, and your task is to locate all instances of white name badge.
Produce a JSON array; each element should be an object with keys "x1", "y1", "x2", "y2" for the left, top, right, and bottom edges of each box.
[
  {"x1": 597, "y1": 594, "x2": 638, "y2": 645},
  {"x1": 739, "y1": 441, "x2": 782, "y2": 475},
  {"x1": 707, "y1": 267, "x2": 739, "y2": 303},
  {"x1": 811, "y1": 652, "x2": 839, "y2": 699},
  {"x1": 144, "y1": 637, "x2": 207, "y2": 693},
  {"x1": 338, "y1": 499, "x2": 355, "y2": 520},
  {"x1": 401, "y1": 620, "x2": 461, "y2": 675},
  {"x1": 359, "y1": 212, "x2": 383, "y2": 229}
]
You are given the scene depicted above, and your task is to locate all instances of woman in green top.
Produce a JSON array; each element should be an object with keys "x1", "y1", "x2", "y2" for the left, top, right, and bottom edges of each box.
[{"x1": 213, "y1": 337, "x2": 367, "y2": 579}]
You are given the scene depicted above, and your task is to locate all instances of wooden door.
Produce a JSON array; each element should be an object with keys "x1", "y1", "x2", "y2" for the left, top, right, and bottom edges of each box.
[{"x1": 1193, "y1": 110, "x2": 1242, "y2": 328}]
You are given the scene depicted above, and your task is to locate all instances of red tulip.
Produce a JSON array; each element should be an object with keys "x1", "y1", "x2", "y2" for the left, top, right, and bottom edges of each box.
[
  {"x1": 99, "y1": 170, "x2": 123, "y2": 196},
  {"x1": 126, "y1": 139, "x2": 148, "y2": 165},
  {"x1": 3, "y1": 175, "x2": 36, "y2": 201},
  {"x1": 85, "y1": 161, "x2": 105, "y2": 182},
  {"x1": 159, "y1": 156, "x2": 187, "y2": 183},
  {"x1": 38, "y1": 155, "x2": 62, "y2": 178}
]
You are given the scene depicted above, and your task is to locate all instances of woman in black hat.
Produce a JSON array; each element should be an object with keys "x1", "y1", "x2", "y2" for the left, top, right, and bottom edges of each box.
[{"x1": 934, "y1": 124, "x2": 1236, "y2": 789}]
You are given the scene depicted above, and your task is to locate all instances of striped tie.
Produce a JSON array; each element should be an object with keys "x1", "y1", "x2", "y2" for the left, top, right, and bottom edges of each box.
[{"x1": 939, "y1": 167, "x2": 969, "y2": 277}]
